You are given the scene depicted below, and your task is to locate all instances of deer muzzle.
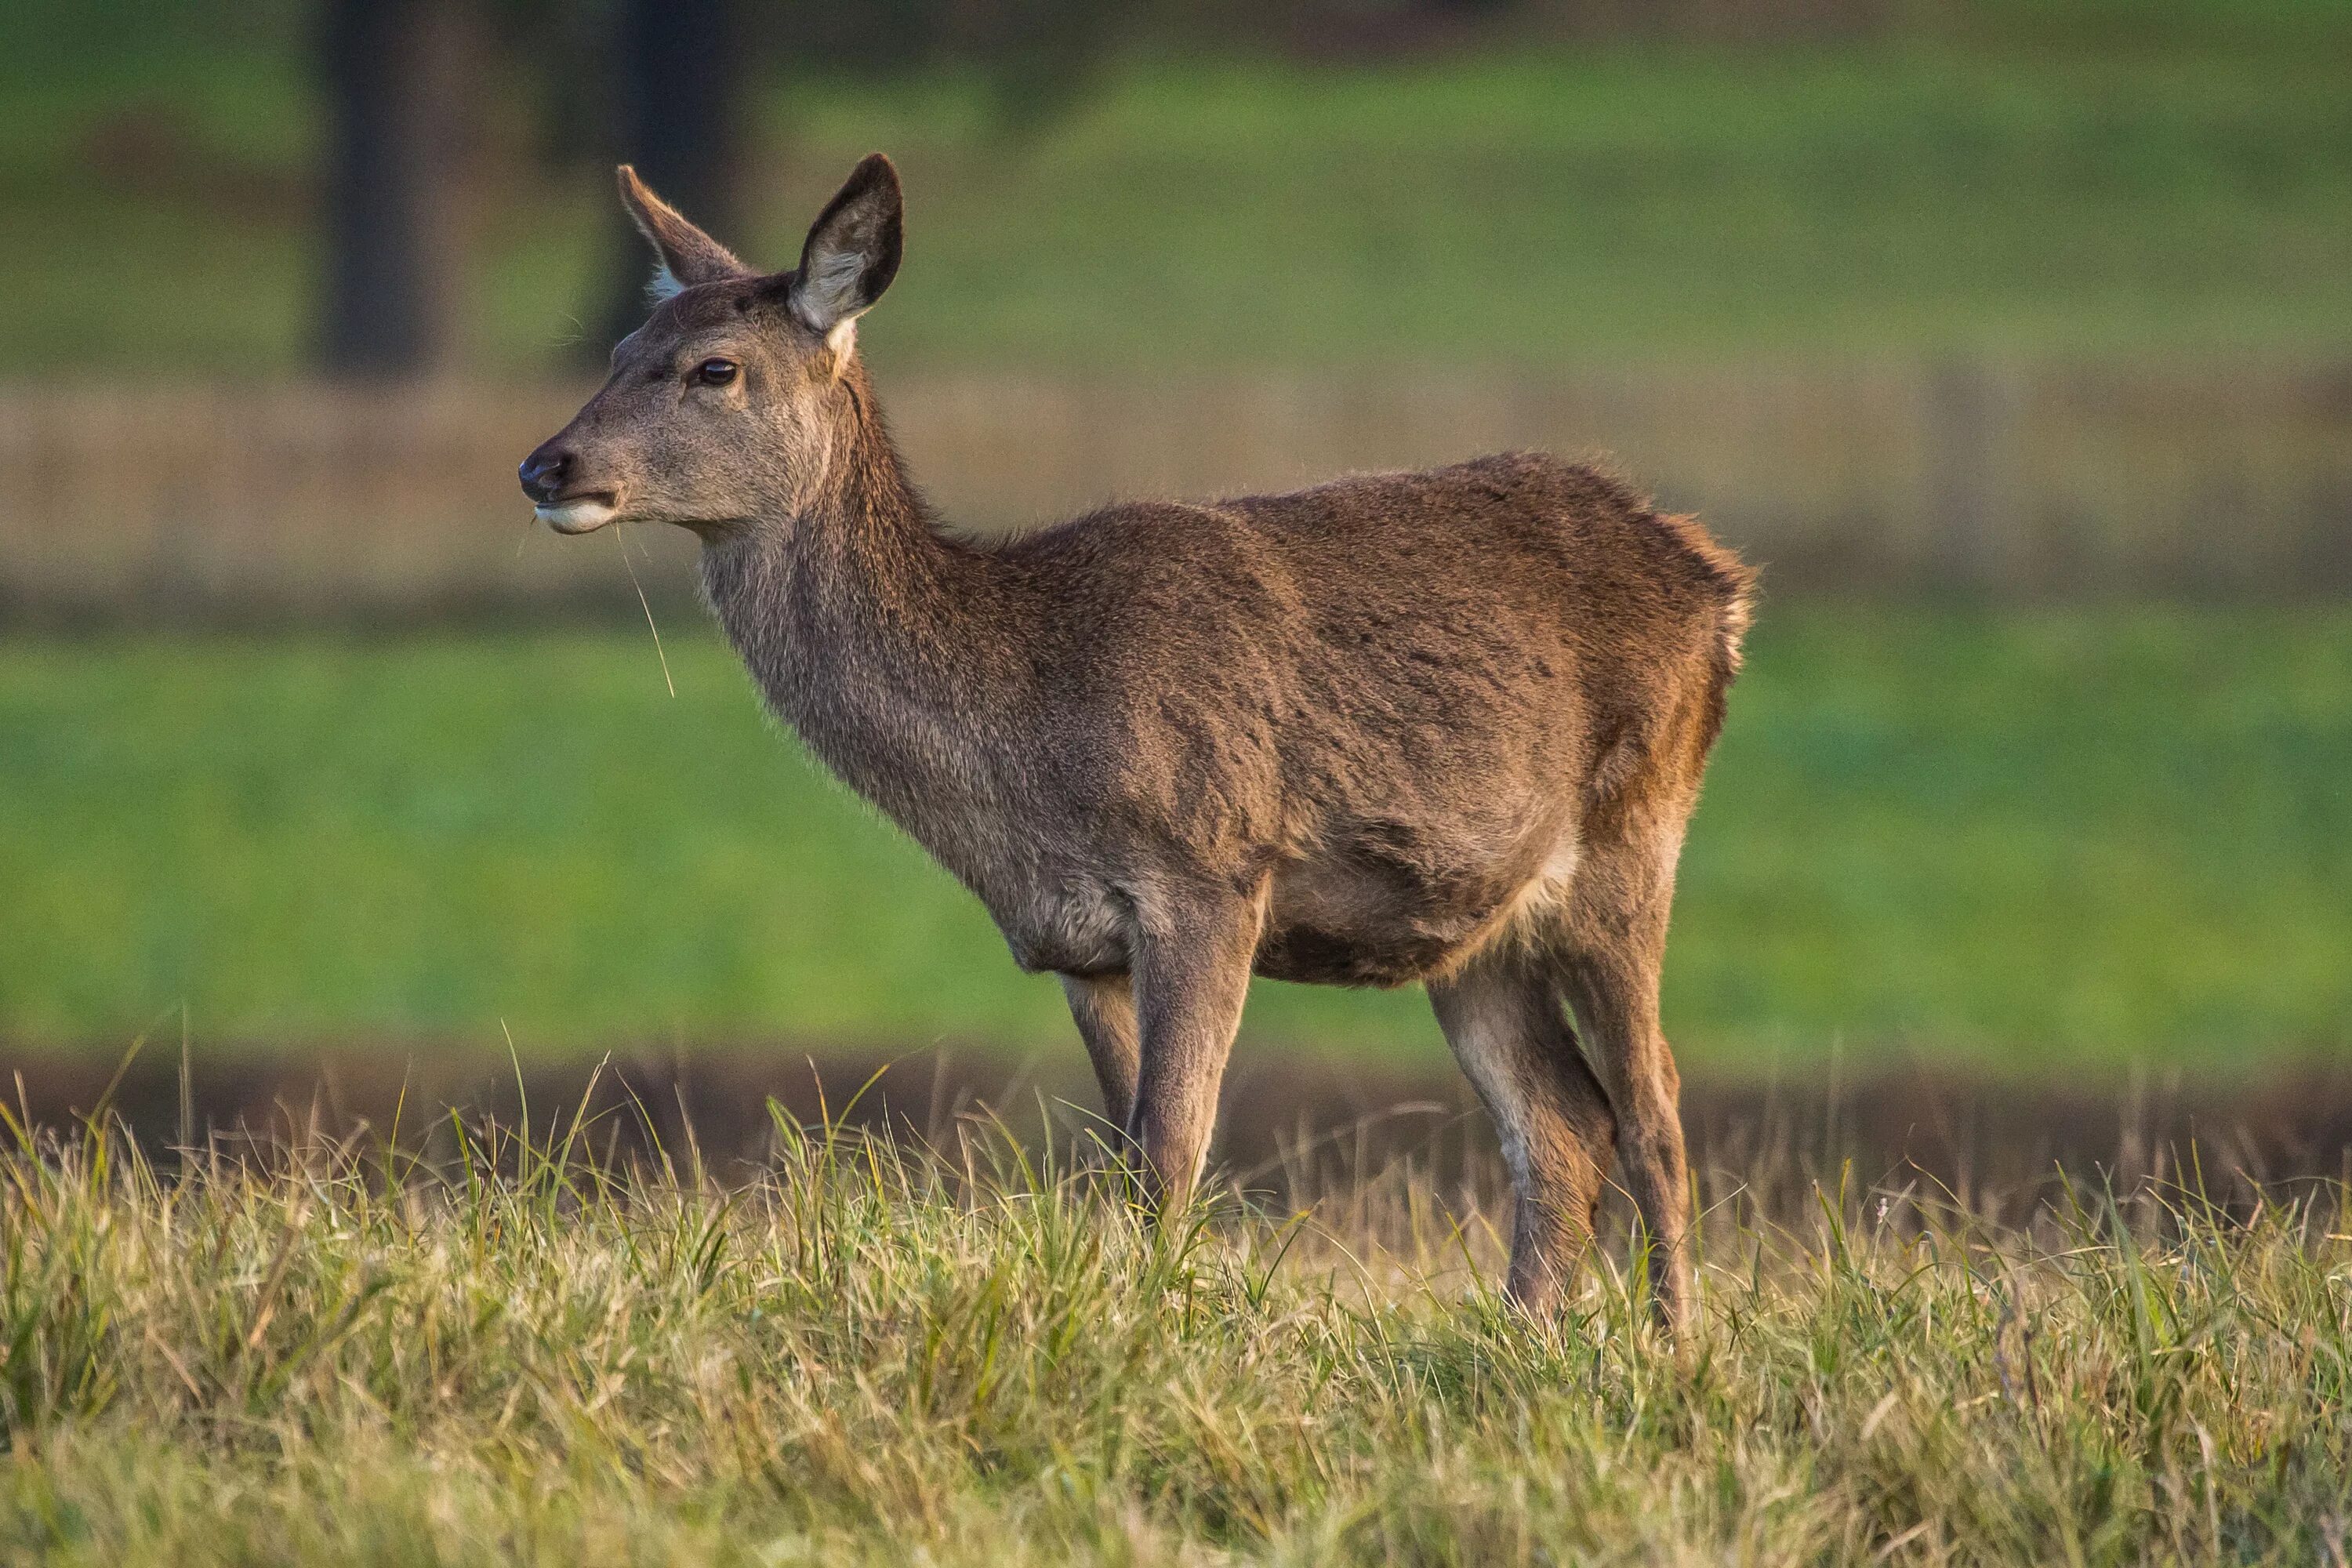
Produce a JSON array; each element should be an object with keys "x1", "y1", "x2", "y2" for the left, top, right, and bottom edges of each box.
[{"x1": 519, "y1": 442, "x2": 622, "y2": 534}]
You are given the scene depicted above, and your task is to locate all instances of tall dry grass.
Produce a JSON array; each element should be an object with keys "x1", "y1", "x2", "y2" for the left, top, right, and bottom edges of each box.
[{"x1": 3, "y1": 1086, "x2": 2349, "y2": 1565}]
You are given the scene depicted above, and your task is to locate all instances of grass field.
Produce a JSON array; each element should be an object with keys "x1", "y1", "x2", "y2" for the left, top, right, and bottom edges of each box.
[
  {"x1": 5, "y1": 1111, "x2": 2352, "y2": 1565},
  {"x1": 3, "y1": 3, "x2": 2350, "y2": 373},
  {"x1": 4, "y1": 607, "x2": 2348, "y2": 1076}
]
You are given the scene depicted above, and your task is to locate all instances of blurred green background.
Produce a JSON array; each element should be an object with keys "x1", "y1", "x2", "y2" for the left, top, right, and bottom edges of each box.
[
  {"x1": 7, "y1": 609, "x2": 2350, "y2": 1076},
  {"x1": 6, "y1": 0, "x2": 2350, "y2": 372},
  {"x1": 2, "y1": 0, "x2": 2348, "y2": 1081}
]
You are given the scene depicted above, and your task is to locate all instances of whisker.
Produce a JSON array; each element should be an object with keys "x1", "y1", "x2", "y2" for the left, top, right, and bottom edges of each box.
[{"x1": 615, "y1": 524, "x2": 676, "y2": 699}]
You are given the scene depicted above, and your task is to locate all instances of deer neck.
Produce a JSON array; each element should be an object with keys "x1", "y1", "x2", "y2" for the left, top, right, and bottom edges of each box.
[{"x1": 697, "y1": 378, "x2": 1028, "y2": 880}]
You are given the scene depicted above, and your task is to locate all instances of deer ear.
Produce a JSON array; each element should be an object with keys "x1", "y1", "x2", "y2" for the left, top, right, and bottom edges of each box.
[
  {"x1": 616, "y1": 165, "x2": 747, "y2": 300},
  {"x1": 786, "y1": 154, "x2": 902, "y2": 346}
]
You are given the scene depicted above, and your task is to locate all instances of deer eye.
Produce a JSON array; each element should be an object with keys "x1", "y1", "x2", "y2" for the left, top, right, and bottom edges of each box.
[{"x1": 694, "y1": 358, "x2": 739, "y2": 387}]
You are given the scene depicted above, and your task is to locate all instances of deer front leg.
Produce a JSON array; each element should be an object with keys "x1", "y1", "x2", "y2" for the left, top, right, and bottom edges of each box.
[
  {"x1": 1125, "y1": 890, "x2": 1263, "y2": 1209},
  {"x1": 1058, "y1": 972, "x2": 1140, "y2": 1137}
]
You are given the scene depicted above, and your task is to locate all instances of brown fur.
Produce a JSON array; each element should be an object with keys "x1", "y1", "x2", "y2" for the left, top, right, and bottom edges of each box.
[{"x1": 521, "y1": 156, "x2": 1754, "y2": 1329}]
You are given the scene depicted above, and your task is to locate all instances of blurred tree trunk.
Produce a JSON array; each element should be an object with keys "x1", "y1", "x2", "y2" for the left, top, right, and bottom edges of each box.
[
  {"x1": 317, "y1": 0, "x2": 483, "y2": 379},
  {"x1": 597, "y1": 0, "x2": 747, "y2": 353}
]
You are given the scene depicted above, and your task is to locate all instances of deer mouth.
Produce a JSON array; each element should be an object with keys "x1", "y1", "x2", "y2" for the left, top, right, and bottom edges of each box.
[{"x1": 535, "y1": 493, "x2": 621, "y2": 535}]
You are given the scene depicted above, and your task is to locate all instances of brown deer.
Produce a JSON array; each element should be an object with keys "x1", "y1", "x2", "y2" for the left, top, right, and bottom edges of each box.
[{"x1": 520, "y1": 154, "x2": 1751, "y2": 1329}]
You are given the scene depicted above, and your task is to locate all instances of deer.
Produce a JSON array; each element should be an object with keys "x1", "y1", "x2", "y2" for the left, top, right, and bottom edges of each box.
[{"x1": 519, "y1": 154, "x2": 1752, "y2": 1331}]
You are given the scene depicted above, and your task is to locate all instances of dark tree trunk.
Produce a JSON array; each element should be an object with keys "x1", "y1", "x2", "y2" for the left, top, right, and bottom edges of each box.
[
  {"x1": 597, "y1": 0, "x2": 747, "y2": 354},
  {"x1": 317, "y1": 0, "x2": 480, "y2": 379}
]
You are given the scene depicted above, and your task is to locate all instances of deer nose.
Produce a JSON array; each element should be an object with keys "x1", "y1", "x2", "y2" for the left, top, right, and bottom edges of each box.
[{"x1": 518, "y1": 445, "x2": 573, "y2": 503}]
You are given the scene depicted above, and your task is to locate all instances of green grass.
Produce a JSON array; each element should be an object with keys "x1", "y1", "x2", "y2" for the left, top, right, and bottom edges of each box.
[
  {"x1": 5, "y1": 1110, "x2": 2352, "y2": 1565},
  {"x1": 3, "y1": 608, "x2": 2349, "y2": 1076},
  {"x1": 3, "y1": 13, "x2": 2350, "y2": 374}
]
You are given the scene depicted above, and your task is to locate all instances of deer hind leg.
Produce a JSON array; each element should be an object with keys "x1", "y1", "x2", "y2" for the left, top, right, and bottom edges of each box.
[
  {"x1": 1059, "y1": 972, "x2": 1140, "y2": 1139},
  {"x1": 1555, "y1": 826, "x2": 1697, "y2": 1334},
  {"x1": 1429, "y1": 948, "x2": 1617, "y2": 1314},
  {"x1": 1126, "y1": 887, "x2": 1264, "y2": 1209}
]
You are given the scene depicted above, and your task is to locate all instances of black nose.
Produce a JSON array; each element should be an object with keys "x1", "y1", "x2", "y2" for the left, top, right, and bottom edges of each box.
[{"x1": 518, "y1": 445, "x2": 572, "y2": 503}]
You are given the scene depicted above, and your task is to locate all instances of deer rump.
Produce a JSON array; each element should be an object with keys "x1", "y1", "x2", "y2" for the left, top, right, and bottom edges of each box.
[{"x1": 980, "y1": 451, "x2": 1751, "y2": 991}]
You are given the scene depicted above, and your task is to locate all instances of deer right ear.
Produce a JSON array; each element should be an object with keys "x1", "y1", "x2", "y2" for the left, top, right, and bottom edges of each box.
[
  {"x1": 617, "y1": 165, "x2": 747, "y2": 300},
  {"x1": 786, "y1": 154, "x2": 903, "y2": 349}
]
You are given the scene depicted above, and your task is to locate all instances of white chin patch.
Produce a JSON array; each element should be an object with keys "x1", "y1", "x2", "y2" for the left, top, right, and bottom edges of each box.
[{"x1": 536, "y1": 499, "x2": 619, "y2": 535}]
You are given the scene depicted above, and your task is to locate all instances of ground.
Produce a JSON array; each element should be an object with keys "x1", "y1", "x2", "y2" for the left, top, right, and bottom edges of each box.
[{"x1": 2, "y1": 1111, "x2": 2347, "y2": 1566}]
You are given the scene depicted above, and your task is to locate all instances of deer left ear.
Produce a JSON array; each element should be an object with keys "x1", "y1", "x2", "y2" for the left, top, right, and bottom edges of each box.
[
  {"x1": 617, "y1": 165, "x2": 748, "y2": 300},
  {"x1": 786, "y1": 154, "x2": 903, "y2": 350}
]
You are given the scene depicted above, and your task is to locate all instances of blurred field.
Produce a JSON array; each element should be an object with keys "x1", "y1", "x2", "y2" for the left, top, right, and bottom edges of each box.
[
  {"x1": 6, "y1": 1109, "x2": 2352, "y2": 1565},
  {"x1": 5, "y1": 606, "x2": 2347, "y2": 1076},
  {"x1": 4, "y1": 5, "x2": 2350, "y2": 375},
  {"x1": 11, "y1": 365, "x2": 2351, "y2": 618}
]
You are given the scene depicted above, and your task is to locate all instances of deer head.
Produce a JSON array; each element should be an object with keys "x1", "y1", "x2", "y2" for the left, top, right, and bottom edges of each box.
[{"x1": 519, "y1": 155, "x2": 904, "y2": 535}]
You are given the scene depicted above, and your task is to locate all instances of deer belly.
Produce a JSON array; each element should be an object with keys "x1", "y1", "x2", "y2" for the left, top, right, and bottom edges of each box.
[
  {"x1": 1256, "y1": 852, "x2": 1535, "y2": 988},
  {"x1": 992, "y1": 880, "x2": 1131, "y2": 976}
]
